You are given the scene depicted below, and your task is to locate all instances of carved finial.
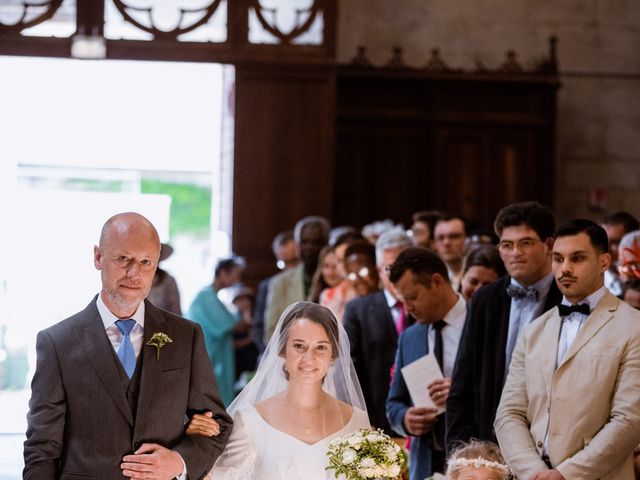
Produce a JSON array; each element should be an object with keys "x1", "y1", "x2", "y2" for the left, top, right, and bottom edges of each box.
[
  {"x1": 474, "y1": 59, "x2": 488, "y2": 72},
  {"x1": 424, "y1": 48, "x2": 450, "y2": 72},
  {"x1": 499, "y1": 50, "x2": 523, "y2": 73},
  {"x1": 385, "y1": 46, "x2": 405, "y2": 68},
  {"x1": 350, "y1": 46, "x2": 372, "y2": 67}
]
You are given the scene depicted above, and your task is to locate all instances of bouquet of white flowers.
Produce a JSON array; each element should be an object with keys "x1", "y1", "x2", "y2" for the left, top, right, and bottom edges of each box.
[{"x1": 326, "y1": 428, "x2": 407, "y2": 480}]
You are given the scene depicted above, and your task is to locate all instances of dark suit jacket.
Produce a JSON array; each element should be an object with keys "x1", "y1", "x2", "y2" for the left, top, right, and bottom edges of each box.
[
  {"x1": 23, "y1": 297, "x2": 233, "y2": 480},
  {"x1": 343, "y1": 291, "x2": 402, "y2": 435},
  {"x1": 446, "y1": 275, "x2": 562, "y2": 450},
  {"x1": 386, "y1": 323, "x2": 440, "y2": 480}
]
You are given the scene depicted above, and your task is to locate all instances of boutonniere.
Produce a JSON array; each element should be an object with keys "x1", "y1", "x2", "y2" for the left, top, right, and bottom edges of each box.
[{"x1": 146, "y1": 332, "x2": 172, "y2": 360}]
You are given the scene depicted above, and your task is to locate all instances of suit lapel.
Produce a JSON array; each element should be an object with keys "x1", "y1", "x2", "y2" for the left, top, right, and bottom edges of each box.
[
  {"x1": 494, "y1": 276, "x2": 512, "y2": 382},
  {"x1": 557, "y1": 292, "x2": 617, "y2": 370},
  {"x1": 134, "y1": 302, "x2": 171, "y2": 432},
  {"x1": 540, "y1": 309, "x2": 562, "y2": 396},
  {"x1": 372, "y1": 291, "x2": 398, "y2": 341},
  {"x1": 74, "y1": 302, "x2": 133, "y2": 426}
]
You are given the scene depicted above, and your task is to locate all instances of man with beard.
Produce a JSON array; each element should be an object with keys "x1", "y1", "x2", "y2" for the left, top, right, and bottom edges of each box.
[
  {"x1": 24, "y1": 212, "x2": 232, "y2": 479},
  {"x1": 495, "y1": 219, "x2": 640, "y2": 480}
]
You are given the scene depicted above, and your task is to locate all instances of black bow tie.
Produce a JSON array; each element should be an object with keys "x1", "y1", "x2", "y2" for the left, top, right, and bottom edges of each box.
[
  {"x1": 506, "y1": 284, "x2": 539, "y2": 301},
  {"x1": 558, "y1": 303, "x2": 591, "y2": 317}
]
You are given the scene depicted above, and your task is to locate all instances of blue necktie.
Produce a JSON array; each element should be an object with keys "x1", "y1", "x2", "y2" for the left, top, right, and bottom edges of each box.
[{"x1": 116, "y1": 319, "x2": 136, "y2": 378}]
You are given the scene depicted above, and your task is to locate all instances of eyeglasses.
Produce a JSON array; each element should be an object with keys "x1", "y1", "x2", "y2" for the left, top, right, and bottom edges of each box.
[
  {"x1": 498, "y1": 238, "x2": 542, "y2": 253},
  {"x1": 347, "y1": 267, "x2": 370, "y2": 282},
  {"x1": 619, "y1": 263, "x2": 640, "y2": 277}
]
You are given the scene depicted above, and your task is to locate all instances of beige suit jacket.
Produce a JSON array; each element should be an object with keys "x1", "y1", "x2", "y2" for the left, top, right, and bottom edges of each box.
[
  {"x1": 263, "y1": 264, "x2": 305, "y2": 342},
  {"x1": 495, "y1": 291, "x2": 640, "y2": 480}
]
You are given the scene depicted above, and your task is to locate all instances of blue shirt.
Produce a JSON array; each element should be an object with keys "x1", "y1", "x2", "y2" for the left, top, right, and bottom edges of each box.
[{"x1": 505, "y1": 272, "x2": 554, "y2": 378}]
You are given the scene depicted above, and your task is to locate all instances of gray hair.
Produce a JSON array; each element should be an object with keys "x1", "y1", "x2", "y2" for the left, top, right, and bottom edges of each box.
[
  {"x1": 294, "y1": 216, "x2": 331, "y2": 244},
  {"x1": 271, "y1": 230, "x2": 294, "y2": 257},
  {"x1": 375, "y1": 227, "x2": 412, "y2": 265}
]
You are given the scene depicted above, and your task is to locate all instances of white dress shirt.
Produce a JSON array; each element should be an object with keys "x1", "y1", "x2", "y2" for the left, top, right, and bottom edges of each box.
[{"x1": 427, "y1": 294, "x2": 466, "y2": 378}]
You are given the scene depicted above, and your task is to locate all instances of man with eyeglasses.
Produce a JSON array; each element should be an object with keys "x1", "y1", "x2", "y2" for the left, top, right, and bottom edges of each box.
[
  {"x1": 446, "y1": 201, "x2": 562, "y2": 450},
  {"x1": 496, "y1": 219, "x2": 640, "y2": 480},
  {"x1": 433, "y1": 214, "x2": 467, "y2": 291}
]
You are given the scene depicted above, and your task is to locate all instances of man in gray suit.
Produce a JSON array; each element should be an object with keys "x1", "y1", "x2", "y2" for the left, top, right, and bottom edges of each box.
[{"x1": 24, "y1": 212, "x2": 232, "y2": 479}]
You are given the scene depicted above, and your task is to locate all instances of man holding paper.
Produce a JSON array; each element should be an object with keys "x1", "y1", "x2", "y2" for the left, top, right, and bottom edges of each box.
[{"x1": 386, "y1": 247, "x2": 466, "y2": 480}]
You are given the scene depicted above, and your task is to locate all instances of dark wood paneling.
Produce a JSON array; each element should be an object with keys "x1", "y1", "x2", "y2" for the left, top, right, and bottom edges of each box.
[
  {"x1": 334, "y1": 69, "x2": 559, "y2": 229},
  {"x1": 232, "y1": 64, "x2": 336, "y2": 284}
]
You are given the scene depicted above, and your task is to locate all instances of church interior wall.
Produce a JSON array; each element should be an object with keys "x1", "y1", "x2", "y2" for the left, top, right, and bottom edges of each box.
[{"x1": 336, "y1": 0, "x2": 640, "y2": 220}]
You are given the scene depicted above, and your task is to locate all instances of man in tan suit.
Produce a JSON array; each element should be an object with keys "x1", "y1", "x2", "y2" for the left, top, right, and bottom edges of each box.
[{"x1": 495, "y1": 219, "x2": 640, "y2": 480}]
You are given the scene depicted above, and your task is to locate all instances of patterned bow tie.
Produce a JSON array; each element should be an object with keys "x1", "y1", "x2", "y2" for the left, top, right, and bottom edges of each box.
[
  {"x1": 558, "y1": 303, "x2": 591, "y2": 317},
  {"x1": 506, "y1": 284, "x2": 539, "y2": 301}
]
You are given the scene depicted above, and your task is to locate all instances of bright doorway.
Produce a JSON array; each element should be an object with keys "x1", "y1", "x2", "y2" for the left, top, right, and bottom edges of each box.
[{"x1": 0, "y1": 55, "x2": 234, "y2": 477}]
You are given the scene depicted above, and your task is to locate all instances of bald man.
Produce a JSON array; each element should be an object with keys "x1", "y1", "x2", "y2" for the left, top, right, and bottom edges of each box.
[{"x1": 24, "y1": 212, "x2": 232, "y2": 480}]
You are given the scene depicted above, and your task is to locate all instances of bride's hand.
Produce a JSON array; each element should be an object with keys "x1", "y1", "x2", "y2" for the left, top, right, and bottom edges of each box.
[{"x1": 185, "y1": 411, "x2": 221, "y2": 437}]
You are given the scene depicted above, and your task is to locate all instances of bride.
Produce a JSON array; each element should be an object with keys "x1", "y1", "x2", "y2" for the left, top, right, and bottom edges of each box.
[{"x1": 188, "y1": 301, "x2": 370, "y2": 479}]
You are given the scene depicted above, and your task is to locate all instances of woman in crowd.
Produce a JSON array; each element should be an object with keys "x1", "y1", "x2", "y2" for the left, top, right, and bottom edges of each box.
[
  {"x1": 459, "y1": 245, "x2": 506, "y2": 302},
  {"x1": 308, "y1": 245, "x2": 344, "y2": 303}
]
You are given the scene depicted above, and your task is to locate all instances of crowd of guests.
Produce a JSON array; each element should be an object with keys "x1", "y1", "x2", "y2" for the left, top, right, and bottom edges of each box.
[{"x1": 151, "y1": 203, "x2": 640, "y2": 479}]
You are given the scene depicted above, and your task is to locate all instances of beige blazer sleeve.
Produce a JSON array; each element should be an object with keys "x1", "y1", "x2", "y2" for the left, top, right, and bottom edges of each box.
[
  {"x1": 495, "y1": 328, "x2": 550, "y2": 480},
  {"x1": 555, "y1": 300, "x2": 640, "y2": 479}
]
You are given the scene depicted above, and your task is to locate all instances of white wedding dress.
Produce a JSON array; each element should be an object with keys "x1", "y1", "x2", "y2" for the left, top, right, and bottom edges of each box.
[{"x1": 206, "y1": 404, "x2": 370, "y2": 479}]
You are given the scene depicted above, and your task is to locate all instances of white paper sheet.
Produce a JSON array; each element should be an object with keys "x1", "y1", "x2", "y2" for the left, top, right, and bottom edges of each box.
[{"x1": 400, "y1": 353, "x2": 446, "y2": 414}]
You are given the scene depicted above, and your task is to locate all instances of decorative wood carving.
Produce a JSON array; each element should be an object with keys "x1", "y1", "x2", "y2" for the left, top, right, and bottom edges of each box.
[
  {"x1": 348, "y1": 37, "x2": 558, "y2": 76},
  {"x1": 423, "y1": 48, "x2": 453, "y2": 72},
  {"x1": 350, "y1": 45, "x2": 371, "y2": 67},
  {"x1": 385, "y1": 46, "x2": 405, "y2": 68},
  {"x1": 0, "y1": 0, "x2": 63, "y2": 35},
  {"x1": 251, "y1": 0, "x2": 321, "y2": 44},
  {"x1": 111, "y1": 0, "x2": 224, "y2": 40}
]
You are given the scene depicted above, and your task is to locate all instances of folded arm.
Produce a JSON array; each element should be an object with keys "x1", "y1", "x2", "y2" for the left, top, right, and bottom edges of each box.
[{"x1": 171, "y1": 324, "x2": 233, "y2": 479}]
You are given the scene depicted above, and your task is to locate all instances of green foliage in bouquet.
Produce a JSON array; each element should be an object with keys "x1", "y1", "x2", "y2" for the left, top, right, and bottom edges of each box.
[{"x1": 326, "y1": 428, "x2": 407, "y2": 479}]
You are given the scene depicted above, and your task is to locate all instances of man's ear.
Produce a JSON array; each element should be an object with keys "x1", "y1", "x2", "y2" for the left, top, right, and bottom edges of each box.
[
  {"x1": 93, "y1": 245, "x2": 103, "y2": 270},
  {"x1": 599, "y1": 252, "x2": 611, "y2": 273},
  {"x1": 544, "y1": 237, "x2": 555, "y2": 253},
  {"x1": 430, "y1": 273, "x2": 445, "y2": 287}
]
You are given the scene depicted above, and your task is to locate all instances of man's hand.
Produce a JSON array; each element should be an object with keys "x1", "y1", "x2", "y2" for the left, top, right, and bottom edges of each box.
[
  {"x1": 185, "y1": 411, "x2": 221, "y2": 437},
  {"x1": 531, "y1": 469, "x2": 565, "y2": 480},
  {"x1": 402, "y1": 406, "x2": 439, "y2": 436},
  {"x1": 428, "y1": 377, "x2": 451, "y2": 407},
  {"x1": 121, "y1": 443, "x2": 184, "y2": 479}
]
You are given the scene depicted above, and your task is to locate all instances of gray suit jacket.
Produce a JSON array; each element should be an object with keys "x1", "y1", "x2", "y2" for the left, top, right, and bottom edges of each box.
[
  {"x1": 495, "y1": 291, "x2": 640, "y2": 480},
  {"x1": 24, "y1": 297, "x2": 232, "y2": 480}
]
